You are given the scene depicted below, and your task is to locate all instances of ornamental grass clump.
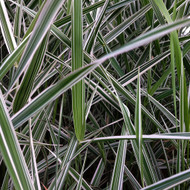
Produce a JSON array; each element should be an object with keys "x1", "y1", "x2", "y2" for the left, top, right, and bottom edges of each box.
[{"x1": 0, "y1": 0, "x2": 190, "y2": 189}]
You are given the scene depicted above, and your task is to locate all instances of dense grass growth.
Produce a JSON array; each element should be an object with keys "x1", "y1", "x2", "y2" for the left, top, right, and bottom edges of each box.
[{"x1": 1, "y1": 0, "x2": 190, "y2": 189}]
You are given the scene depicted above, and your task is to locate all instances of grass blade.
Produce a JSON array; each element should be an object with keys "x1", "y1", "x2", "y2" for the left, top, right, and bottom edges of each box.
[
  {"x1": 10, "y1": 0, "x2": 66, "y2": 89},
  {"x1": 13, "y1": 32, "x2": 49, "y2": 113},
  {"x1": 48, "y1": 136, "x2": 78, "y2": 190},
  {"x1": 142, "y1": 168, "x2": 190, "y2": 190},
  {"x1": 0, "y1": 35, "x2": 30, "y2": 81},
  {"x1": 0, "y1": 90, "x2": 34, "y2": 190},
  {"x1": 84, "y1": 0, "x2": 110, "y2": 54},
  {"x1": 135, "y1": 70, "x2": 143, "y2": 186},
  {"x1": 76, "y1": 149, "x2": 88, "y2": 190},
  {"x1": 13, "y1": 0, "x2": 23, "y2": 44},
  {"x1": 110, "y1": 126, "x2": 127, "y2": 190},
  {"x1": 72, "y1": 0, "x2": 85, "y2": 141},
  {"x1": 0, "y1": 0, "x2": 17, "y2": 53}
]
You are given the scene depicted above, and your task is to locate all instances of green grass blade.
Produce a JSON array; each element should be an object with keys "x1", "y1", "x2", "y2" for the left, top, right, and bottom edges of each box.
[
  {"x1": 69, "y1": 167, "x2": 93, "y2": 190},
  {"x1": 96, "y1": 18, "x2": 190, "y2": 64},
  {"x1": 0, "y1": 0, "x2": 17, "y2": 53},
  {"x1": 110, "y1": 126, "x2": 127, "y2": 190},
  {"x1": 48, "y1": 136, "x2": 78, "y2": 190},
  {"x1": 149, "y1": 67, "x2": 171, "y2": 96},
  {"x1": 10, "y1": 0, "x2": 65, "y2": 89},
  {"x1": 135, "y1": 70, "x2": 143, "y2": 186},
  {"x1": 84, "y1": 0, "x2": 109, "y2": 54},
  {"x1": 90, "y1": 158, "x2": 105, "y2": 187},
  {"x1": 13, "y1": 0, "x2": 23, "y2": 44},
  {"x1": 13, "y1": 32, "x2": 49, "y2": 113},
  {"x1": 0, "y1": 90, "x2": 34, "y2": 190},
  {"x1": 29, "y1": 118, "x2": 41, "y2": 190},
  {"x1": 142, "y1": 168, "x2": 190, "y2": 190},
  {"x1": 97, "y1": 3, "x2": 151, "y2": 47},
  {"x1": 106, "y1": 72, "x2": 157, "y2": 185},
  {"x1": 98, "y1": 34, "x2": 124, "y2": 77},
  {"x1": 76, "y1": 149, "x2": 88, "y2": 190},
  {"x1": 85, "y1": 86, "x2": 97, "y2": 121},
  {"x1": 11, "y1": 61, "x2": 105, "y2": 128},
  {"x1": 124, "y1": 166, "x2": 142, "y2": 189},
  {"x1": 142, "y1": 90, "x2": 179, "y2": 127},
  {"x1": 153, "y1": 0, "x2": 189, "y2": 181},
  {"x1": 179, "y1": 59, "x2": 185, "y2": 173},
  {"x1": 110, "y1": 76, "x2": 166, "y2": 133},
  {"x1": 0, "y1": 35, "x2": 30, "y2": 81},
  {"x1": 113, "y1": 102, "x2": 157, "y2": 185},
  {"x1": 72, "y1": 0, "x2": 85, "y2": 141},
  {"x1": 1, "y1": 171, "x2": 9, "y2": 190},
  {"x1": 82, "y1": 133, "x2": 190, "y2": 141}
]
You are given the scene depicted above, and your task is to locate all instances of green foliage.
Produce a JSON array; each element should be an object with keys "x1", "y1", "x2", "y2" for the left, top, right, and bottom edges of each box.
[{"x1": 0, "y1": 0, "x2": 190, "y2": 189}]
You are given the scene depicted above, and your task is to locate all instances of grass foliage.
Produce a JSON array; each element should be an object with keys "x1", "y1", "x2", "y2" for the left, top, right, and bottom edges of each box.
[{"x1": 0, "y1": 0, "x2": 190, "y2": 189}]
